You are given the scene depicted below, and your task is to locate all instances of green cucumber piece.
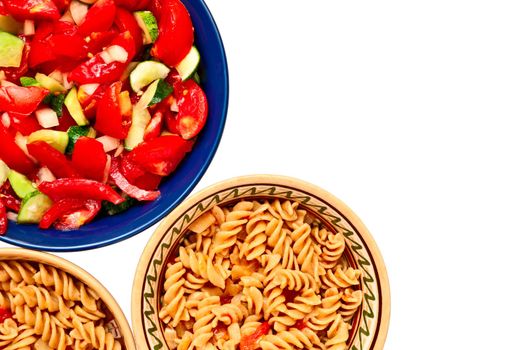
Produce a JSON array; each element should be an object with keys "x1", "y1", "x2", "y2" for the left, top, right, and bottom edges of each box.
[
  {"x1": 47, "y1": 94, "x2": 66, "y2": 117},
  {"x1": 20, "y1": 76, "x2": 40, "y2": 87},
  {"x1": 149, "y1": 79, "x2": 173, "y2": 106},
  {"x1": 129, "y1": 61, "x2": 170, "y2": 92},
  {"x1": 66, "y1": 125, "x2": 96, "y2": 154},
  {"x1": 0, "y1": 31, "x2": 24, "y2": 68},
  {"x1": 64, "y1": 87, "x2": 89, "y2": 126},
  {"x1": 176, "y1": 46, "x2": 200, "y2": 81},
  {"x1": 17, "y1": 191, "x2": 53, "y2": 224},
  {"x1": 8, "y1": 170, "x2": 36, "y2": 199},
  {"x1": 0, "y1": 16, "x2": 23, "y2": 34},
  {"x1": 35, "y1": 73, "x2": 66, "y2": 93},
  {"x1": 134, "y1": 11, "x2": 158, "y2": 44},
  {"x1": 0, "y1": 160, "x2": 9, "y2": 187},
  {"x1": 27, "y1": 130, "x2": 69, "y2": 154},
  {"x1": 102, "y1": 195, "x2": 137, "y2": 216},
  {"x1": 125, "y1": 108, "x2": 151, "y2": 150}
]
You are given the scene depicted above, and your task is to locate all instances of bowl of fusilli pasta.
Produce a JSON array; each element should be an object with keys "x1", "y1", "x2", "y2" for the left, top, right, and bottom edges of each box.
[
  {"x1": 0, "y1": 248, "x2": 136, "y2": 350},
  {"x1": 132, "y1": 175, "x2": 390, "y2": 350}
]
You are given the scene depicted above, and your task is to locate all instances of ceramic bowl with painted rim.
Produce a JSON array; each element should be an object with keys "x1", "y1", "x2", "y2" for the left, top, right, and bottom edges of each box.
[
  {"x1": 0, "y1": 248, "x2": 136, "y2": 350},
  {"x1": 132, "y1": 175, "x2": 390, "y2": 350}
]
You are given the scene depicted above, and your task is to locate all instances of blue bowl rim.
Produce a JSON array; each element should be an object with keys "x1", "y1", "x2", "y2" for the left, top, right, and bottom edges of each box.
[{"x1": 0, "y1": 0, "x2": 229, "y2": 252}]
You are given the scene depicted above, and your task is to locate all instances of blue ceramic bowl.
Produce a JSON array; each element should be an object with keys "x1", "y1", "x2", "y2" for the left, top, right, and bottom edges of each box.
[{"x1": 0, "y1": 0, "x2": 228, "y2": 252}]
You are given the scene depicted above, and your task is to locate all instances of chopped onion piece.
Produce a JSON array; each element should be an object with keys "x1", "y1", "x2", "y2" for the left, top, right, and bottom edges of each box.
[
  {"x1": 101, "y1": 45, "x2": 128, "y2": 64},
  {"x1": 0, "y1": 71, "x2": 5, "y2": 81},
  {"x1": 1, "y1": 113, "x2": 10, "y2": 128},
  {"x1": 96, "y1": 136, "x2": 121, "y2": 153},
  {"x1": 37, "y1": 166, "x2": 56, "y2": 184},
  {"x1": 35, "y1": 108, "x2": 59, "y2": 128},
  {"x1": 61, "y1": 9, "x2": 75, "y2": 23},
  {"x1": 23, "y1": 20, "x2": 35, "y2": 36},
  {"x1": 114, "y1": 143, "x2": 125, "y2": 157},
  {"x1": 70, "y1": 0, "x2": 88, "y2": 25}
]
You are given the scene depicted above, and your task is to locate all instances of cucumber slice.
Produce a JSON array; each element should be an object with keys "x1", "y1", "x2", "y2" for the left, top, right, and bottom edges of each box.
[
  {"x1": 64, "y1": 87, "x2": 89, "y2": 126},
  {"x1": 129, "y1": 61, "x2": 170, "y2": 92},
  {"x1": 134, "y1": 11, "x2": 158, "y2": 44},
  {"x1": 66, "y1": 125, "x2": 96, "y2": 154},
  {"x1": 8, "y1": 170, "x2": 36, "y2": 199},
  {"x1": 20, "y1": 76, "x2": 40, "y2": 87},
  {"x1": 0, "y1": 160, "x2": 9, "y2": 187},
  {"x1": 35, "y1": 73, "x2": 66, "y2": 93},
  {"x1": 176, "y1": 46, "x2": 200, "y2": 81},
  {"x1": 135, "y1": 79, "x2": 173, "y2": 111},
  {"x1": 28, "y1": 130, "x2": 69, "y2": 154},
  {"x1": 149, "y1": 79, "x2": 173, "y2": 106},
  {"x1": 0, "y1": 15, "x2": 23, "y2": 34},
  {"x1": 0, "y1": 32, "x2": 24, "y2": 68},
  {"x1": 17, "y1": 191, "x2": 53, "y2": 224},
  {"x1": 46, "y1": 93, "x2": 66, "y2": 117},
  {"x1": 192, "y1": 72, "x2": 201, "y2": 85},
  {"x1": 125, "y1": 108, "x2": 151, "y2": 150}
]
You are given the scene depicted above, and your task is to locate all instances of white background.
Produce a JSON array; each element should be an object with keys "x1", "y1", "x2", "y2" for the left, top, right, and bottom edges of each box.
[{"x1": 2, "y1": 0, "x2": 527, "y2": 348}]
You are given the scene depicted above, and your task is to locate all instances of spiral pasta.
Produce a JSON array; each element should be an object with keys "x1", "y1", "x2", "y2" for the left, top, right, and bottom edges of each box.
[
  {"x1": 0, "y1": 259, "x2": 125, "y2": 350},
  {"x1": 159, "y1": 199, "x2": 363, "y2": 349}
]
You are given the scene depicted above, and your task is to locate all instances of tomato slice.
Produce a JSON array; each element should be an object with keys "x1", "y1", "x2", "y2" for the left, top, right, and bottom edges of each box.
[
  {"x1": 150, "y1": 0, "x2": 194, "y2": 67},
  {"x1": 78, "y1": 0, "x2": 116, "y2": 36},
  {"x1": 114, "y1": 7, "x2": 143, "y2": 53},
  {"x1": 4, "y1": 0, "x2": 60, "y2": 21},
  {"x1": 0, "y1": 86, "x2": 48, "y2": 115},
  {"x1": 0, "y1": 122, "x2": 36, "y2": 175},
  {"x1": 115, "y1": 0, "x2": 149, "y2": 11},
  {"x1": 128, "y1": 135, "x2": 193, "y2": 176},
  {"x1": 69, "y1": 31, "x2": 135, "y2": 84},
  {"x1": 0, "y1": 201, "x2": 7, "y2": 235},
  {"x1": 38, "y1": 178, "x2": 124, "y2": 204},
  {"x1": 144, "y1": 111, "x2": 163, "y2": 141},
  {"x1": 110, "y1": 158, "x2": 160, "y2": 200},
  {"x1": 53, "y1": 200, "x2": 101, "y2": 230},
  {"x1": 94, "y1": 81, "x2": 130, "y2": 139},
  {"x1": 166, "y1": 79, "x2": 208, "y2": 139},
  {"x1": 72, "y1": 137, "x2": 107, "y2": 182},
  {"x1": 27, "y1": 141, "x2": 81, "y2": 179},
  {"x1": 120, "y1": 154, "x2": 162, "y2": 190}
]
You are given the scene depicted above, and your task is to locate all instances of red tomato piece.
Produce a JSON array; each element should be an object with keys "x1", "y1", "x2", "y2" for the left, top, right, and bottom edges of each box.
[
  {"x1": 166, "y1": 79, "x2": 208, "y2": 139},
  {"x1": 95, "y1": 81, "x2": 130, "y2": 139},
  {"x1": 151, "y1": 0, "x2": 194, "y2": 67},
  {"x1": 4, "y1": 0, "x2": 60, "y2": 21},
  {"x1": 69, "y1": 31, "x2": 135, "y2": 84},
  {"x1": 53, "y1": 200, "x2": 101, "y2": 230},
  {"x1": 143, "y1": 111, "x2": 163, "y2": 141},
  {"x1": 114, "y1": 7, "x2": 143, "y2": 52},
  {"x1": 27, "y1": 141, "x2": 81, "y2": 179},
  {"x1": 239, "y1": 322, "x2": 270, "y2": 350},
  {"x1": 52, "y1": 0, "x2": 71, "y2": 11},
  {"x1": 115, "y1": 0, "x2": 149, "y2": 11},
  {"x1": 78, "y1": 0, "x2": 116, "y2": 36},
  {"x1": 0, "y1": 86, "x2": 48, "y2": 115},
  {"x1": 38, "y1": 178, "x2": 124, "y2": 204},
  {"x1": 10, "y1": 114, "x2": 41, "y2": 136},
  {"x1": 54, "y1": 109, "x2": 78, "y2": 132},
  {"x1": 109, "y1": 158, "x2": 160, "y2": 201},
  {"x1": 129, "y1": 135, "x2": 193, "y2": 176},
  {"x1": 39, "y1": 198, "x2": 90, "y2": 229},
  {"x1": 72, "y1": 137, "x2": 107, "y2": 182},
  {"x1": 0, "y1": 123, "x2": 36, "y2": 174},
  {"x1": 0, "y1": 193, "x2": 21, "y2": 212},
  {"x1": 86, "y1": 30, "x2": 118, "y2": 56},
  {"x1": 120, "y1": 154, "x2": 163, "y2": 190},
  {"x1": 0, "y1": 201, "x2": 7, "y2": 235}
]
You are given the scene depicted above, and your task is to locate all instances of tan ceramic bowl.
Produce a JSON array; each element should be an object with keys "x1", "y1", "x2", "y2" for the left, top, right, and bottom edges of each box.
[
  {"x1": 0, "y1": 248, "x2": 136, "y2": 350},
  {"x1": 132, "y1": 175, "x2": 390, "y2": 350}
]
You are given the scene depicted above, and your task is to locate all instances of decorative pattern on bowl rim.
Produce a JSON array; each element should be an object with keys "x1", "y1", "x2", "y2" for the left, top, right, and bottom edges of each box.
[{"x1": 133, "y1": 175, "x2": 390, "y2": 350}]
